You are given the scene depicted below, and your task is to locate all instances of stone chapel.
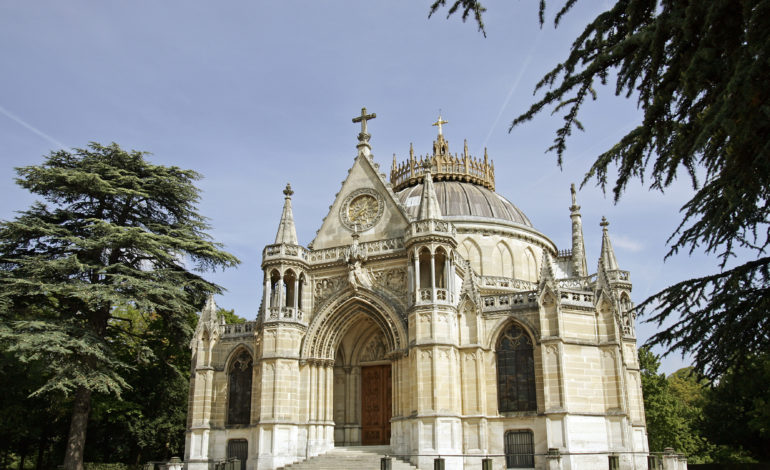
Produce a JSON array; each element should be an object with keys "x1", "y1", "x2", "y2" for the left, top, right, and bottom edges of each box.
[{"x1": 184, "y1": 109, "x2": 652, "y2": 470}]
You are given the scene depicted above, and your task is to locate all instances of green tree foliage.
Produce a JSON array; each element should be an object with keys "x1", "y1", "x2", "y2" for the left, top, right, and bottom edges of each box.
[
  {"x1": 83, "y1": 304, "x2": 195, "y2": 465},
  {"x1": 218, "y1": 307, "x2": 246, "y2": 324},
  {"x1": 702, "y1": 354, "x2": 770, "y2": 462},
  {"x1": 638, "y1": 347, "x2": 710, "y2": 461},
  {"x1": 0, "y1": 143, "x2": 239, "y2": 470},
  {"x1": 430, "y1": 0, "x2": 770, "y2": 380},
  {"x1": 0, "y1": 350, "x2": 70, "y2": 469}
]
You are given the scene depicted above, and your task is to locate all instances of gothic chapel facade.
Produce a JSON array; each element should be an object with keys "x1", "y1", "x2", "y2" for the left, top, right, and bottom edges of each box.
[{"x1": 185, "y1": 110, "x2": 650, "y2": 470}]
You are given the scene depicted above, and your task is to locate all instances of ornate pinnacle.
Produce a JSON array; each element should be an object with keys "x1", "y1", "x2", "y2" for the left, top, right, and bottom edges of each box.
[
  {"x1": 283, "y1": 183, "x2": 294, "y2": 197},
  {"x1": 600, "y1": 216, "x2": 610, "y2": 229}
]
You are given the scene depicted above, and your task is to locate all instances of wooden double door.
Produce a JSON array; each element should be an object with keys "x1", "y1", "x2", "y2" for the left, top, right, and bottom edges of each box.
[{"x1": 361, "y1": 364, "x2": 391, "y2": 445}]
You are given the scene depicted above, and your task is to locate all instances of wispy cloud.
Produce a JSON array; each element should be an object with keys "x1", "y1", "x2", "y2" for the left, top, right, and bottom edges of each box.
[
  {"x1": 482, "y1": 29, "x2": 544, "y2": 150},
  {"x1": 0, "y1": 104, "x2": 70, "y2": 151},
  {"x1": 612, "y1": 234, "x2": 644, "y2": 252}
]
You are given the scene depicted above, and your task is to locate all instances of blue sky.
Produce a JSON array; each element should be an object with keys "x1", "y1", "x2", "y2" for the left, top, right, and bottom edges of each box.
[{"x1": 0, "y1": 1, "x2": 715, "y2": 373}]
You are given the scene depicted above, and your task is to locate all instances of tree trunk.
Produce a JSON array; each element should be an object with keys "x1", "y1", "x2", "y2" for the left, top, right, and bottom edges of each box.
[
  {"x1": 36, "y1": 426, "x2": 49, "y2": 470},
  {"x1": 62, "y1": 386, "x2": 92, "y2": 470}
]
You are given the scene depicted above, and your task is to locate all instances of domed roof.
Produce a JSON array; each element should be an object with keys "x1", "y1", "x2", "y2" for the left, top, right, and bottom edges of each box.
[{"x1": 395, "y1": 181, "x2": 533, "y2": 227}]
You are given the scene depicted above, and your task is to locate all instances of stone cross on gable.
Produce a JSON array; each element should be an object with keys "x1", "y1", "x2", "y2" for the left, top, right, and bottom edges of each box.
[
  {"x1": 352, "y1": 107, "x2": 376, "y2": 156},
  {"x1": 352, "y1": 107, "x2": 376, "y2": 137}
]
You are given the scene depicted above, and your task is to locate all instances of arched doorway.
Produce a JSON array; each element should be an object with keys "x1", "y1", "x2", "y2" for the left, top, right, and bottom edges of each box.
[
  {"x1": 301, "y1": 290, "x2": 406, "y2": 449},
  {"x1": 333, "y1": 316, "x2": 391, "y2": 445}
]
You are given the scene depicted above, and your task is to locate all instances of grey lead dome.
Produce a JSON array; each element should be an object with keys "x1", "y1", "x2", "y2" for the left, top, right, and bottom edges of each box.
[{"x1": 395, "y1": 181, "x2": 533, "y2": 227}]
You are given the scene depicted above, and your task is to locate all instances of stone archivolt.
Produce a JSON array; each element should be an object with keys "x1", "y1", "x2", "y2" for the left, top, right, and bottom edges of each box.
[{"x1": 185, "y1": 111, "x2": 656, "y2": 470}]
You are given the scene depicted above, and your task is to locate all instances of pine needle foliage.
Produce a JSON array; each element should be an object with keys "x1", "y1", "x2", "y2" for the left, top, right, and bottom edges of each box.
[
  {"x1": 0, "y1": 142, "x2": 240, "y2": 469},
  {"x1": 431, "y1": 0, "x2": 770, "y2": 380}
]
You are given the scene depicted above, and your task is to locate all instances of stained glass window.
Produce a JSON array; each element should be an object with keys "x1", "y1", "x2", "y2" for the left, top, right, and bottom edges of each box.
[
  {"x1": 227, "y1": 350, "x2": 253, "y2": 425},
  {"x1": 496, "y1": 323, "x2": 536, "y2": 412}
]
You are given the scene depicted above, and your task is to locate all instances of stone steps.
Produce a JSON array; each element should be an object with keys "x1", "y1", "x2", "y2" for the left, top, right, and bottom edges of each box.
[{"x1": 279, "y1": 446, "x2": 418, "y2": 470}]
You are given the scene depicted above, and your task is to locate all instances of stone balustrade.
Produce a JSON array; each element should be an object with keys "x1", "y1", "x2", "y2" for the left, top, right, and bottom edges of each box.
[
  {"x1": 405, "y1": 219, "x2": 456, "y2": 242},
  {"x1": 266, "y1": 306, "x2": 305, "y2": 322},
  {"x1": 480, "y1": 276, "x2": 537, "y2": 291},
  {"x1": 222, "y1": 321, "x2": 257, "y2": 337},
  {"x1": 482, "y1": 290, "x2": 538, "y2": 313}
]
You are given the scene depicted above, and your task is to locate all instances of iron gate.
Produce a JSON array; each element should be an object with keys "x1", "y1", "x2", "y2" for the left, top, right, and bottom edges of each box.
[
  {"x1": 226, "y1": 439, "x2": 247, "y2": 470},
  {"x1": 504, "y1": 430, "x2": 534, "y2": 468}
]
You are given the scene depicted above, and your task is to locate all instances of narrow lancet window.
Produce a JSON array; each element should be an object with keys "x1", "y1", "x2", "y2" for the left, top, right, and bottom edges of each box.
[
  {"x1": 496, "y1": 323, "x2": 536, "y2": 412},
  {"x1": 227, "y1": 349, "x2": 253, "y2": 425}
]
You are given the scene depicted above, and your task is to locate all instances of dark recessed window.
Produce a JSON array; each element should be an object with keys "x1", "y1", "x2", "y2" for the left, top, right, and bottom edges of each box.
[
  {"x1": 496, "y1": 323, "x2": 536, "y2": 412},
  {"x1": 227, "y1": 350, "x2": 253, "y2": 425}
]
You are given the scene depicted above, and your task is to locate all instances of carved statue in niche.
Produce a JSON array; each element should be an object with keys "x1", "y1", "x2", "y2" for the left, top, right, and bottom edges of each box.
[
  {"x1": 345, "y1": 234, "x2": 373, "y2": 291},
  {"x1": 360, "y1": 334, "x2": 386, "y2": 363}
]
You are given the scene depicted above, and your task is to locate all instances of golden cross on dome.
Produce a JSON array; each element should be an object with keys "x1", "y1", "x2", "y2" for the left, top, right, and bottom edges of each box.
[{"x1": 432, "y1": 113, "x2": 448, "y2": 135}]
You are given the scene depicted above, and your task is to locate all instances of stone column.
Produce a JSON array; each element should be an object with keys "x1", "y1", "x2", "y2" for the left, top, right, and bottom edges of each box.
[
  {"x1": 293, "y1": 278, "x2": 299, "y2": 310},
  {"x1": 414, "y1": 250, "x2": 420, "y2": 304},
  {"x1": 264, "y1": 273, "x2": 272, "y2": 312},
  {"x1": 430, "y1": 251, "x2": 436, "y2": 302}
]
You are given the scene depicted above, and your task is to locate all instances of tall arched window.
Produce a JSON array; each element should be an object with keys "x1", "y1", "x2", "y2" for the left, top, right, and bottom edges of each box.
[
  {"x1": 496, "y1": 323, "x2": 536, "y2": 412},
  {"x1": 227, "y1": 349, "x2": 253, "y2": 425},
  {"x1": 269, "y1": 270, "x2": 281, "y2": 308}
]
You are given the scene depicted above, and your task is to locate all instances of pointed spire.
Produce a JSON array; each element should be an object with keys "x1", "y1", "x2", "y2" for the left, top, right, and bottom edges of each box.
[
  {"x1": 417, "y1": 166, "x2": 443, "y2": 220},
  {"x1": 274, "y1": 183, "x2": 298, "y2": 245},
  {"x1": 200, "y1": 293, "x2": 217, "y2": 323},
  {"x1": 569, "y1": 183, "x2": 588, "y2": 277},
  {"x1": 599, "y1": 216, "x2": 620, "y2": 271}
]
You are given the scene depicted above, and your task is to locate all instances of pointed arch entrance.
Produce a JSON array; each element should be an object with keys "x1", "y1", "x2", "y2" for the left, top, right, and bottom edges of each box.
[{"x1": 302, "y1": 289, "x2": 406, "y2": 446}]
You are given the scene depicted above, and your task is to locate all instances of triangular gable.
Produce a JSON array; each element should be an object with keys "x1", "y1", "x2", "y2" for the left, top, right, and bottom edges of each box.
[{"x1": 310, "y1": 154, "x2": 410, "y2": 249}]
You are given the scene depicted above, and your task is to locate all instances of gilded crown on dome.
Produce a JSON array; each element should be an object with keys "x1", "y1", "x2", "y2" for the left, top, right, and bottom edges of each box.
[{"x1": 390, "y1": 117, "x2": 495, "y2": 192}]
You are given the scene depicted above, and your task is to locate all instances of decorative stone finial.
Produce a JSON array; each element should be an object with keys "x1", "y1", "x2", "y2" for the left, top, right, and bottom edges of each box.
[
  {"x1": 601, "y1": 216, "x2": 609, "y2": 229},
  {"x1": 432, "y1": 113, "x2": 448, "y2": 136},
  {"x1": 283, "y1": 183, "x2": 294, "y2": 197},
  {"x1": 570, "y1": 183, "x2": 581, "y2": 212}
]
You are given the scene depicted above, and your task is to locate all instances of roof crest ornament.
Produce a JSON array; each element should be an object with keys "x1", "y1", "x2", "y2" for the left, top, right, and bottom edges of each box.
[
  {"x1": 352, "y1": 107, "x2": 376, "y2": 157},
  {"x1": 389, "y1": 114, "x2": 495, "y2": 192}
]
